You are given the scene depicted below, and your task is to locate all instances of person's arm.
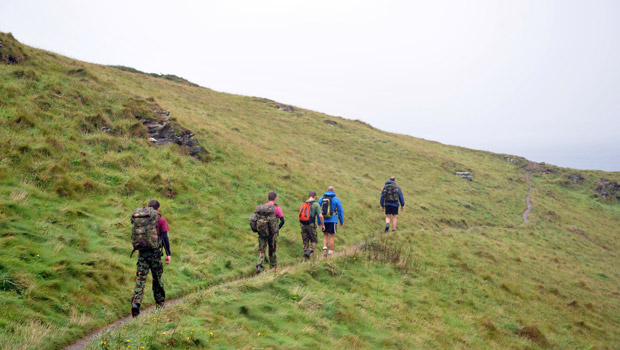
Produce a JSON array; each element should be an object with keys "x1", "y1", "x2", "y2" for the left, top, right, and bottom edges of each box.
[
  {"x1": 278, "y1": 217, "x2": 285, "y2": 229},
  {"x1": 318, "y1": 213, "x2": 325, "y2": 228},
  {"x1": 380, "y1": 187, "x2": 385, "y2": 208},
  {"x1": 398, "y1": 186, "x2": 405, "y2": 208},
  {"x1": 161, "y1": 231, "x2": 171, "y2": 264},
  {"x1": 337, "y1": 199, "x2": 344, "y2": 226}
]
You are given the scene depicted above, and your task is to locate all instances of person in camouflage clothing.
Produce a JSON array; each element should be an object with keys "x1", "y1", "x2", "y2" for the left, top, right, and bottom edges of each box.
[
  {"x1": 256, "y1": 192, "x2": 285, "y2": 273},
  {"x1": 131, "y1": 200, "x2": 171, "y2": 317},
  {"x1": 300, "y1": 191, "x2": 324, "y2": 259}
]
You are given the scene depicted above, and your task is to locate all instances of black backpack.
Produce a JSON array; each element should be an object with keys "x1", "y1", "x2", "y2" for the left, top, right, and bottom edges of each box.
[{"x1": 321, "y1": 197, "x2": 334, "y2": 219}]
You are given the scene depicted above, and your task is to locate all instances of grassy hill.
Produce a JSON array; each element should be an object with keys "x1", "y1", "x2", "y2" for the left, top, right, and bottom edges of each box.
[{"x1": 0, "y1": 33, "x2": 618, "y2": 350}]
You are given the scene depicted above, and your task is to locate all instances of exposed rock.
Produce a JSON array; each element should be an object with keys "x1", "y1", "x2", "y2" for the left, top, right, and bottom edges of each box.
[
  {"x1": 324, "y1": 119, "x2": 338, "y2": 126},
  {"x1": 594, "y1": 178, "x2": 620, "y2": 200},
  {"x1": 567, "y1": 173, "x2": 585, "y2": 184},
  {"x1": 131, "y1": 106, "x2": 204, "y2": 160},
  {"x1": 455, "y1": 171, "x2": 472, "y2": 181},
  {"x1": 101, "y1": 127, "x2": 113, "y2": 134},
  {"x1": 277, "y1": 104, "x2": 295, "y2": 112},
  {"x1": 523, "y1": 161, "x2": 555, "y2": 174}
]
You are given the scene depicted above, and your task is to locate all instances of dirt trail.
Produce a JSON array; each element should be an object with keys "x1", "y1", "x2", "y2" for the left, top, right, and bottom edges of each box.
[
  {"x1": 64, "y1": 242, "x2": 364, "y2": 350},
  {"x1": 523, "y1": 171, "x2": 533, "y2": 223}
]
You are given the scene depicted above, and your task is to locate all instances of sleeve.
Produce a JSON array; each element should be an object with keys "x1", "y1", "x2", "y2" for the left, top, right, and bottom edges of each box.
[
  {"x1": 380, "y1": 187, "x2": 385, "y2": 207},
  {"x1": 337, "y1": 198, "x2": 344, "y2": 224},
  {"x1": 274, "y1": 205, "x2": 284, "y2": 219},
  {"x1": 398, "y1": 186, "x2": 405, "y2": 207},
  {"x1": 161, "y1": 231, "x2": 171, "y2": 256},
  {"x1": 278, "y1": 217, "x2": 285, "y2": 229}
]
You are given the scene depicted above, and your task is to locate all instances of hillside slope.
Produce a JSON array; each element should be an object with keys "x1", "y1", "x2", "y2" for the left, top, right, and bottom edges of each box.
[{"x1": 0, "y1": 33, "x2": 618, "y2": 349}]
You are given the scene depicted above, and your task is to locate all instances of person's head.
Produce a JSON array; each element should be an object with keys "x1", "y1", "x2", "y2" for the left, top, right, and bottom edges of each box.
[
  {"x1": 148, "y1": 199, "x2": 161, "y2": 211},
  {"x1": 308, "y1": 190, "x2": 317, "y2": 199},
  {"x1": 327, "y1": 186, "x2": 335, "y2": 193},
  {"x1": 390, "y1": 176, "x2": 396, "y2": 183},
  {"x1": 268, "y1": 192, "x2": 277, "y2": 202}
]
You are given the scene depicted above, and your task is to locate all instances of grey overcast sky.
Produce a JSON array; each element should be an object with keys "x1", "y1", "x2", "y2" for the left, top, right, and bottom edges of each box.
[{"x1": 1, "y1": 0, "x2": 619, "y2": 171}]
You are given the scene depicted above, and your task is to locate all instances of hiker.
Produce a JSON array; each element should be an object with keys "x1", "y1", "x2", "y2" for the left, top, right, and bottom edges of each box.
[
  {"x1": 254, "y1": 192, "x2": 284, "y2": 273},
  {"x1": 318, "y1": 186, "x2": 344, "y2": 256},
  {"x1": 299, "y1": 191, "x2": 324, "y2": 259},
  {"x1": 380, "y1": 176, "x2": 405, "y2": 232},
  {"x1": 130, "y1": 200, "x2": 171, "y2": 317}
]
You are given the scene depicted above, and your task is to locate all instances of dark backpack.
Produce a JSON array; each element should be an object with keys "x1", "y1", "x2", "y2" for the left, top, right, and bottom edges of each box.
[
  {"x1": 253, "y1": 204, "x2": 277, "y2": 237},
  {"x1": 131, "y1": 207, "x2": 161, "y2": 255},
  {"x1": 299, "y1": 201, "x2": 313, "y2": 224},
  {"x1": 321, "y1": 197, "x2": 334, "y2": 219},
  {"x1": 383, "y1": 183, "x2": 399, "y2": 202}
]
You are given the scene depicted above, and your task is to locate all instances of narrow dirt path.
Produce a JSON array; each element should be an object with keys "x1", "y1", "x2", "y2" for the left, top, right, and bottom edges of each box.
[
  {"x1": 522, "y1": 171, "x2": 533, "y2": 223},
  {"x1": 64, "y1": 241, "x2": 364, "y2": 350}
]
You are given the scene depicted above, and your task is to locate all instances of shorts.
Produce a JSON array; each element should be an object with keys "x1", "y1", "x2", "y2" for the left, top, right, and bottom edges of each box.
[
  {"x1": 385, "y1": 205, "x2": 399, "y2": 215},
  {"x1": 323, "y1": 222, "x2": 337, "y2": 234}
]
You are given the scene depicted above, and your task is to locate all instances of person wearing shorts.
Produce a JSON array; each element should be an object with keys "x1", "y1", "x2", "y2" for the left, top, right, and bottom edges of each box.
[
  {"x1": 380, "y1": 177, "x2": 405, "y2": 232},
  {"x1": 318, "y1": 186, "x2": 344, "y2": 256}
]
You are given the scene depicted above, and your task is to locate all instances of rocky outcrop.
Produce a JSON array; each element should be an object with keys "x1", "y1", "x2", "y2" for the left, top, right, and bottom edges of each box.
[
  {"x1": 138, "y1": 109, "x2": 203, "y2": 159},
  {"x1": 523, "y1": 161, "x2": 556, "y2": 174},
  {"x1": 594, "y1": 178, "x2": 619, "y2": 201},
  {"x1": 567, "y1": 173, "x2": 585, "y2": 184},
  {"x1": 455, "y1": 172, "x2": 472, "y2": 181},
  {"x1": 277, "y1": 104, "x2": 295, "y2": 112}
]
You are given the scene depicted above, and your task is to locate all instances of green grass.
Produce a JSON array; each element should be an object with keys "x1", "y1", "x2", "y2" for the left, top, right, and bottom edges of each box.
[{"x1": 0, "y1": 32, "x2": 618, "y2": 349}]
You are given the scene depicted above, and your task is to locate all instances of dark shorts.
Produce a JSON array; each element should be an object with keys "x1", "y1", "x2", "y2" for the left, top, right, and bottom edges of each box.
[
  {"x1": 385, "y1": 205, "x2": 399, "y2": 215},
  {"x1": 323, "y1": 222, "x2": 337, "y2": 234}
]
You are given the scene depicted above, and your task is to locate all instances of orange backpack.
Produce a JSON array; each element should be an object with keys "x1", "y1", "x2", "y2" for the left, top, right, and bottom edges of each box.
[{"x1": 298, "y1": 201, "x2": 313, "y2": 224}]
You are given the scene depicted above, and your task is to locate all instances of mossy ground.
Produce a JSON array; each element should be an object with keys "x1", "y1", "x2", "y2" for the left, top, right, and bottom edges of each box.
[{"x1": 0, "y1": 33, "x2": 618, "y2": 349}]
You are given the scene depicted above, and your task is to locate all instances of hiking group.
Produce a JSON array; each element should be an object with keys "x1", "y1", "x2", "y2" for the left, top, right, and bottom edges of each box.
[{"x1": 128, "y1": 178, "x2": 403, "y2": 316}]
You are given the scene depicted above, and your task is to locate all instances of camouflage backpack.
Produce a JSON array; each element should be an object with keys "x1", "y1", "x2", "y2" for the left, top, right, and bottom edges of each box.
[
  {"x1": 383, "y1": 182, "x2": 399, "y2": 202},
  {"x1": 251, "y1": 204, "x2": 277, "y2": 237},
  {"x1": 131, "y1": 207, "x2": 161, "y2": 256}
]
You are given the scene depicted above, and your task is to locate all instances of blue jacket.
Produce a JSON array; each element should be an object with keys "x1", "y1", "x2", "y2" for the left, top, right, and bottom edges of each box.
[
  {"x1": 318, "y1": 192, "x2": 344, "y2": 224},
  {"x1": 380, "y1": 181, "x2": 405, "y2": 207}
]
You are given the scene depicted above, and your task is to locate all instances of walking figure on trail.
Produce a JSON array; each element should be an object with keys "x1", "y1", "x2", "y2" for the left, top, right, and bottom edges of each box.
[
  {"x1": 380, "y1": 177, "x2": 405, "y2": 232},
  {"x1": 299, "y1": 191, "x2": 324, "y2": 259},
  {"x1": 318, "y1": 186, "x2": 344, "y2": 256},
  {"x1": 250, "y1": 192, "x2": 284, "y2": 274},
  {"x1": 130, "y1": 199, "x2": 171, "y2": 317}
]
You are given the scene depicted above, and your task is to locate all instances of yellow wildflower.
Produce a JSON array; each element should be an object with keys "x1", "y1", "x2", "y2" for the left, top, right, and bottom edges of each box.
[{"x1": 162, "y1": 331, "x2": 166, "y2": 335}]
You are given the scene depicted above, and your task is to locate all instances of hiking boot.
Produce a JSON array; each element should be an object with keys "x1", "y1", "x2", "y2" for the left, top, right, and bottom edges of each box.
[
  {"x1": 131, "y1": 303, "x2": 140, "y2": 317},
  {"x1": 392, "y1": 228, "x2": 396, "y2": 232},
  {"x1": 257, "y1": 264, "x2": 263, "y2": 274},
  {"x1": 303, "y1": 250, "x2": 311, "y2": 260},
  {"x1": 328, "y1": 250, "x2": 333, "y2": 256},
  {"x1": 156, "y1": 302, "x2": 164, "y2": 309},
  {"x1": 384, "y1": 225, "x2": 389, "y2": 233},
  {"x1": 323, "y1": 246, "x2": 328, "y2": 256}
]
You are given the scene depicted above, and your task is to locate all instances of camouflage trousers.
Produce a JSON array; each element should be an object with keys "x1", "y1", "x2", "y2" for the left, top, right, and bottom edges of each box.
[
  {"x1": 257, "y1": 233, "x2": 278, "y2": 268},
  {"x1": 131, "y1": 249, "x2": 165, "y2": 306},
  {"x1": 300, "y1": 223, "x2": 317, "y2": 253}
]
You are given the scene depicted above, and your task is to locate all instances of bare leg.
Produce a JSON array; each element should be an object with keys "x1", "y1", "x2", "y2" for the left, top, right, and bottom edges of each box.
[
  {"x1": 323, "y1": 233, "x2": 328, "y2": 248},
  {"x1": 328, "y1": 234, "x2": 335, "y2": 251},
  {"x1": 393, "y1": 215, "x2": 398, "y2": 230},
  {"x1": 385, "y1": 215, "x2": 391, "y2": 224}
]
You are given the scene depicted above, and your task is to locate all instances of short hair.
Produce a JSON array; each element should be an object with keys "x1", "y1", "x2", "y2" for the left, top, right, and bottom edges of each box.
[
  {"x1": 327, "y1": 186, "x2": 335, "y2": 192},
  {"x1": 390, "y1": 176, "x2": 396, "y2": 181},
  {"x1": 148, "y1": 199, "x2": 160, "y2": 210},
  {"x1": 268, "y1": 192, "x2": 277, "y2": 201},
  {"x1": 308, "y1": 191, "x2": 317, "y2": 198}
]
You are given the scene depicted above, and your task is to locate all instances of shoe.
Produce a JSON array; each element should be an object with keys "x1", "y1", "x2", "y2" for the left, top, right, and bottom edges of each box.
[
  {"x1": 257, "y1": 264, "x2": 263, "y2": 274},
  {"x1": 303, "y1": 250, "x2": 311, "y2": 259},
  {"x1": 156, "y1": 302, "x2": 164, "y2": 309},
  {"x1": 385, "y1": 225, "x2": 389, "y2": 232},
  {"x1": 392, "y1": 229, "x2": 396, "y2": 232},
  {"x1": 131, "y1": 303, "x2": 140, "y2": 317},
  {"x1": 328, "y1": 250, "x2": 333, "y2": 255}
]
